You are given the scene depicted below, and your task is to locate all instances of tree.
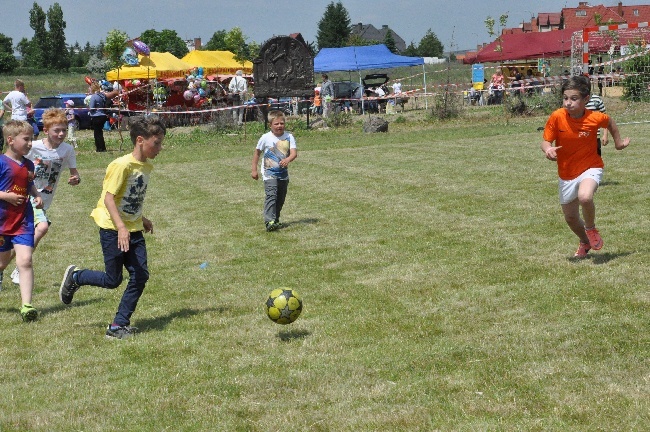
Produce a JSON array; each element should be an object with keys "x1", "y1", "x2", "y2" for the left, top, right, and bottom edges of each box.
[
  {"x1": 418, "y1": 29, "x2": 443, "y2": 57},
  {"x1": 0, "y1": 34, "x2": 13, "y2": 54},
  {"x1": 69, "y1": 42, "x2": 84, "y2": 67},
  {"x1": 27, "y1": 2, "x2": 47, "y2": 67},
  {"x1": 104, "y1": 29, "x2": 128, "y2": 70},
  {"x1": 86, "y1": 54, "x2": 109, "y2": 75},
  {"x1": 402, "y1": 41, "x2": 419, "y2": 57},
  {"x1": 245, "y1": 40, "x2": 260, "y2": 62},
  {"x1": 205, "y1": 30, "x2": 228, "y2": 51},
  {"x1": 16, "y1": 38, "x2": 32, "y2": 63},
  {"x1": 205, "y1": 27, "x2": 258, "y2": 64},
  {"x1": 139, "y1": 29, "x2": 188, "y2": 58},
  {"x1": 224, "y1": 27, "x2": 246, "y2": 63},
  {"x1": 347, "y1": 34, "x2": 378, "y2": 47},
  {"x1": 0, "y1": 34, "x2": 18, "y2": 73},
  {"x1": 46, "y1": 3, "x2": 70, "y2": 70},
  {"x1": 316, "y1": 1, "x2": 351, "y2": 49},
  {"x1": 384, "y1": 29, "x2": 398, "y2": 53},
  {"x1": 485, "y1": 14, "x2": 508, "y2": 53}
]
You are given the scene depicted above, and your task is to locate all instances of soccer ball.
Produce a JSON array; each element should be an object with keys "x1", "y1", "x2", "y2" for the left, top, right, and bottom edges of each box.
[{"x1": 265, "y1": 288, "x2": 303, "y2": 324}]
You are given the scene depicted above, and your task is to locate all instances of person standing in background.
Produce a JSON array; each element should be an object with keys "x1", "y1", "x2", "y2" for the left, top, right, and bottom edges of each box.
[
  {"x1": 88, "y1": 82, "x2": 109, "y2": 152},
  {"x1": 320, "y1": 74, "x2": 334, "y2": 123},
  {"x1": 3, "y1": 79, "x2": 37, "y2": 138},
  {"x1": 228, "y1": 70, "x2": 248, "y2": 126}
]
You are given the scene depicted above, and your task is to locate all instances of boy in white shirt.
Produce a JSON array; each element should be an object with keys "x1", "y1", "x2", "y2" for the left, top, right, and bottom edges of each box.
[{"x1": 8, "y1": 109, "x2": 80, "y2": 284}]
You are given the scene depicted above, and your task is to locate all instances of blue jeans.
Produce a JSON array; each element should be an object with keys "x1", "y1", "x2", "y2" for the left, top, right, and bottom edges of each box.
[{"x1": 76, "y1": 229, "x2": 149, "y2": 326}]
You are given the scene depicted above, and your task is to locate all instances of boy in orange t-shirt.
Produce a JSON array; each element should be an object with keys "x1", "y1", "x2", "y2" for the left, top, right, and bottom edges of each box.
[
  {"x1": 312, "y1": 89, "x2": 322, "y2": 115},
  {"x1": 541, "y1": 75, "x2": 630, "y2": 258}
]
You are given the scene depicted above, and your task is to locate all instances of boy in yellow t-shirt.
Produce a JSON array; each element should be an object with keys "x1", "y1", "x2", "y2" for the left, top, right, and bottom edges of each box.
[{"x1": 59, "y1": 115, "x2": 166, "y2": 339}]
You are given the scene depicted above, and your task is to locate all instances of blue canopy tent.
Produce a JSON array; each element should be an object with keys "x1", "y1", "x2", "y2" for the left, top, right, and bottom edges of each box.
[{"x1": 314, "y1": 44, "x2": 426, "y2": 111}]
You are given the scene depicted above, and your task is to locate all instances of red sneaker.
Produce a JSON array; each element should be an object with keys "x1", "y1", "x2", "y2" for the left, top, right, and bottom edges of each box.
[
  {"x1": 585, "y1": 228, "x2": 603, "y2": 250},
  {"x1": 574, "y1": 242, "x2": 591, "y2": 258}
]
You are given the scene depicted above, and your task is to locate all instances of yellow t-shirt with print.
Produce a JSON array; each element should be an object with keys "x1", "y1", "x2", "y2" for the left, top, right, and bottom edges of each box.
[{"x1": 90, "y1": 153, "x2": 153, "y2": 232}]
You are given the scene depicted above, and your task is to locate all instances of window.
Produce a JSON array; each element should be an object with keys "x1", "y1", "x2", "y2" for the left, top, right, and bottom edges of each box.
[
  {"x1": 634, "y1": 9, "x2": 639, "y2": 16},
  {"x1": 576, "y1": 10, "x2": 587, "y2": 17}
]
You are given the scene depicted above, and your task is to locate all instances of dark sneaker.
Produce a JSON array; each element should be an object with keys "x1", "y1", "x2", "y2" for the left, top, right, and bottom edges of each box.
[
  {"x1": 20, "y1": 304, "x2": 38, "y2": 322},
  {"x1": 266, "y1": 221, "x2": 279, "y2": 232},
  {"x1": 105, "y1": 325, "x2": 137, "y2": 339},
  {"x1": 60, "y1": 265, "x2": 81, "y2": 304}
]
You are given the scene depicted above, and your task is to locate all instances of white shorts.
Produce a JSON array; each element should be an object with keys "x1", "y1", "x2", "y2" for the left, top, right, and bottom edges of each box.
[{"x1": 558, "y1": 168, "x2": 603, "y2": 204}]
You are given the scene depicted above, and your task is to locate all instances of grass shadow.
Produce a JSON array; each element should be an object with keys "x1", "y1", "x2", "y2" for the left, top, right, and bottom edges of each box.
[
  {"x1": 567, "y1": 251, "x2": 633, "y2": 264},
  {"x1": 278, "y1": 328, "x2": 311, "y2": 341},
  {"x1": 41, "y1": 297, "x2": 105, "y2": 315},
  {"x1": 0, "y1": 297, "x2": 105, "y2": 317},
  {"x1": 135, "y1": 306, "x2": 229, "y2": 333},
  {"x1": 599, "y1": 180, "x2": 621, "y2": 187},
  {"x1": 281, "y1": 218, "x2": 320, "y2": 229},
  {"x1": 591, "y1": 251, "x2": 632, "y2": 265}
]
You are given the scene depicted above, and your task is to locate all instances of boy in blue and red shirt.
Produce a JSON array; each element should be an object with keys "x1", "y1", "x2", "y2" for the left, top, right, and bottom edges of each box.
[{"x1": 0, "y1": 120, "x2": 43, "y2": 321}]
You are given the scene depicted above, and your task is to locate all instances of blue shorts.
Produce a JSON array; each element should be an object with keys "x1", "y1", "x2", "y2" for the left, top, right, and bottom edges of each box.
[{"x1": 0, "y1": 233, "x2": 35, "y2": 252}]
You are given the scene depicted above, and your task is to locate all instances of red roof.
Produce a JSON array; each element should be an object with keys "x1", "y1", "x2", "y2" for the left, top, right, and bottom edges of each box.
[
  {"x1": 619, "y1": 5, "x2": 650, "y2": 24},
  {"x1": 562, "y1": 4, "x2": 624, "y2": 30},
  {"x1": 462, "y1": 26, "x2": 646, "y2": 64},
  {"x1": 464, "y1": 29, "x2": 577, "y2": 64},
  {"x1": 538, "y1": 13, "x2": 562, "y2": 27}
]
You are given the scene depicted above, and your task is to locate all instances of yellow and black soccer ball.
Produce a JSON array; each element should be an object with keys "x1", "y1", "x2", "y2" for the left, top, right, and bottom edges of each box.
[{"x1": 265, "y1": 288, "x2": 303, "y2": 325}]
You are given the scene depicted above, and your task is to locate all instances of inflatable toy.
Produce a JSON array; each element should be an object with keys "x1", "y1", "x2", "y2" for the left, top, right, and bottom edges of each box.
[
  {"x1": 100, "y1": 80, "x2": 113, "y2": 91},
  {"x1": 121, "y1": 47, "x2": 139, "y2": 66},
  {"x1": 132, "y1": 40, "x2": 150, "y2": 56}
]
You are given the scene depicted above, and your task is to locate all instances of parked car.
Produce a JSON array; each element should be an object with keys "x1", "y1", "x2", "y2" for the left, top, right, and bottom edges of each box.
[
  {"x1": 33, "y1": 93, "x2": 91, "y2": 131},
  {"x1": 330, "y1": 81, "x2": 363, "y2": 112},
  {"x1": 331, "y1": 80, "x2": 362, "y2": 100}
]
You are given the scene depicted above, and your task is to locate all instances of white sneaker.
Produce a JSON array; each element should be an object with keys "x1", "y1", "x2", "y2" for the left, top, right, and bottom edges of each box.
[{"x1": 11, "y1": 268, "x2": 19, "y2": 284}]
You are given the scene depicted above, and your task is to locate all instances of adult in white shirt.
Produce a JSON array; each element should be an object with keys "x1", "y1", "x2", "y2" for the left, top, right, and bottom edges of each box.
[
  {"x1": 3, "y1": 79, "x2": 37, "y2": 137},
  {"x1": 392, "y1": 81, "x2": 402, "y2": 94},
  {"x1": 3, "y1": 79, "x2": 31, "y2": 120},
  {"x1": 228, "y1": 70, "x2": 248, "y2": 125}
]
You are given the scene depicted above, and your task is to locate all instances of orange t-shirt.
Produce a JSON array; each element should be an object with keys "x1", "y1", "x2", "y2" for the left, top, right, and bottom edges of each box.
[
  {"x1": 543, "y1": 108, "x2": 609, "y2": 180},
  {"x1": 314, "y1": 94, "x2": 321, "y2": 107}
]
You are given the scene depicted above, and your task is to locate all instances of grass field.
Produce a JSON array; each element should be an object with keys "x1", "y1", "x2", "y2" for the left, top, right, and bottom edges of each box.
[{"x1": 0, "y1": 102, "x2": 648, "y2": 431}]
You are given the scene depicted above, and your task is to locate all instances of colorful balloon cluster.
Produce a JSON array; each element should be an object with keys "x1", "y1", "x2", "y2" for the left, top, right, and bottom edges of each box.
[
  {"x1": 182, "y1": 68, "x2": 210, "y2": 102},
  {"x1": 120, "y1": 40, "x2": 151, "y2": 66}
]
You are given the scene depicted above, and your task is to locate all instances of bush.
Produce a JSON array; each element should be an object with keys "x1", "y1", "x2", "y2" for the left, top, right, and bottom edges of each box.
[
  {"x1": 327, "y1": 111, "x2": 354, "y2": 127},
  {"x1": 0, "y1": 53, "x2": 18, "y2": 73},
  {"x1": 502, "y1": 89, "x2": 562, "y2": 117},
  {"x1": 430, "y1": 91, "x2": 462, "y2": 120},
  {"x1": 622, "y1": 46, "x2": 650, "y2": 102}
]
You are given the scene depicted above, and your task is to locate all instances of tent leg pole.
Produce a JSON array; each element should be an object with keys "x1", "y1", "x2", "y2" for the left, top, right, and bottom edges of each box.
[{"x1": 423, "y1": 64, "x2": 428, "y2": 110}]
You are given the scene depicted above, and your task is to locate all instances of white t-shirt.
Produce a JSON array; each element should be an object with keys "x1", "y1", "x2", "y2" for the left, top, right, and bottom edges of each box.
[
  {"x1": 375, "y1": 87, "x2": 386, "y2": 97},
  {"x1": 3, "y1": 90, "x2": 31, "y2": 120},
  {"x1": 229, "y1": 76, "x2": 247, "y2": 94},
  {"x1": 28, "y1": 140, "x2": 77, "y2": 211},
  {"x1": 392, "y1": 82, "x2": 402, "y2": 94},
  {"x1": 256, "y1": 131, "x2": 297, "y2": 181}
]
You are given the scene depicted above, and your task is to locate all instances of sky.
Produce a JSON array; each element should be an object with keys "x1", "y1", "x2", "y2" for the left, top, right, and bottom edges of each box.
[{"x1": 2, "y1": 0, "x2": 578, "y2": 53}]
